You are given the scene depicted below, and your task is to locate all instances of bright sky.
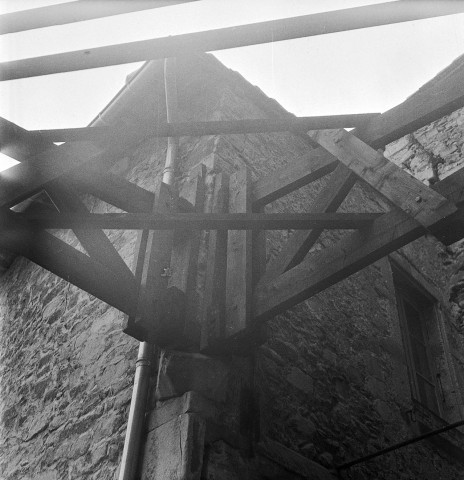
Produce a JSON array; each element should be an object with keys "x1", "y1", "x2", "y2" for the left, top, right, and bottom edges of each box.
[{"x1": 0, "y1": 0, "x2": 463, "y2": 171}]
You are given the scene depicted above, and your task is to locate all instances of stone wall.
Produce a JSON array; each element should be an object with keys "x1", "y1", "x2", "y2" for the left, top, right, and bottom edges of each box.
[{"x1": 1, "y1": 54, "x2": 463, "y2": 480}]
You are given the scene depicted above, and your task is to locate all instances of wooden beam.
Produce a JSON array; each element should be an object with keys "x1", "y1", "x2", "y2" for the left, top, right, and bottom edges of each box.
[
  {"x1": 254, "y1": 167, "x2": 464, "y2": 321},
  {"x1": 252, "y1": 150, "x2": 338, "y2": 207},
  {"x1": 433, "y1": 166, "x2": 464, "y2": 208},
  {"x1": 254, "y1": 207, "x2": 426, "y2": 322},
  {"x1": 200, "y1": 172, "x2": 229, "y2": 349},
  {"x1": 0, "y1": 210, "x2": 137, "y2": 315},
  {"x1": 0, "y1": 1, "x2": 197, "y2": 35},
  {"x1": 251, "y1": 54, "x2": 464, "y2": 208},
  {"x1": 0, "y1": 116, "x2": 135, "y2": 280},
  {"x1": 225, "y1": 167, "x2": 253, "y2": 337},
  {"x1": 0, "y1": 116, "x2": 52, "y2": 161},
  {"x1": 19, "y1": 211, "x2": 382, "y2": 230},
  {"x1": 354, "y1": 54, "x2": 464, "y2": 149},
  {"x1": 430, "y1": 166, "x2": 464, "y2": 245},
  {"x1": 47, "y1": 180, "x2": 134, "y2": 281},
  {"x1": 70, "y1": 169, "x2": 155, "y2": 213},
  {"x1": 2, "y1": 1, "x2": 463, "y2": 80},
  {"x1": 307, "y1": 129, "x2": 457, "y2": 231},
  {"x1": 128, "y1": 181, "x2": 178, "y2": 341},
  {"x1": 259, "y1": 164, "x2": 357, "y2": 284},
  {"x1": 168, "y1": 164, "x2": 206, "y2": 311},
  {"x1": 28, "y1": 115, "x2": 379, "y2": 141},
  {"x1": 0, "y1": 140, "x2": 103, "y2": 208},
  {"x1": 0, "y1": 116, "x2": 159, "y2": 216}
]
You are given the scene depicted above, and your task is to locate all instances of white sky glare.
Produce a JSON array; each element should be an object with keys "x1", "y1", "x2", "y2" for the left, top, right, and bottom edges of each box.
[{"x1": 0, "y1": 0, "x2": 463, "y2": 171}]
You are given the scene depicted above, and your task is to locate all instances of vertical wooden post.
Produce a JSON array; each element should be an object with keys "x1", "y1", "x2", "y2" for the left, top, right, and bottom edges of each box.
[
  {"x1": 200, "y1": 172, "x2": 229, "y2": 350},
  {"x1": 169, "y1": 163, "x2": 206, "y2": 346},
  {"x1": 225, "y1": 166, "x2": 253, "y2": 338},
  {"x1": 123, "y1": 180, "x2": 179, "y2": 343},
  {"x1": 252, "y1": 204, "x2": 267, "y2": 288}
]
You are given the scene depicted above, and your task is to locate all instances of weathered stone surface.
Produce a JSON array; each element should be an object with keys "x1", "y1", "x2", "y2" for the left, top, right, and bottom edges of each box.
[
  {"x1": 286, "y1": 367, "x2": 314, "y2": 395},
  {"x1": 148, "y1": 391, "x2": 219, "y2": 432},
  {"x1": 142, "y1": 413, "x2": 206, "y2": 480},
  {"x1": 257, "y1": 439, "x2": 336, "y2": 480}
]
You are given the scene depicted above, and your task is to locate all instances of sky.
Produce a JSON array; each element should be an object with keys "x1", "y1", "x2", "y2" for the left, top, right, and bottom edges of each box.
[{"x1": 0, "y1": 0, "x2": 463, "y2": 171}]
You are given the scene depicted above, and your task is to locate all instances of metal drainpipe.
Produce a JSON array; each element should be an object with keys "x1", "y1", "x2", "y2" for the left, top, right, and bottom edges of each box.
[{"x1": 118, "y1": 57, "x2": 178, "y2": 480}]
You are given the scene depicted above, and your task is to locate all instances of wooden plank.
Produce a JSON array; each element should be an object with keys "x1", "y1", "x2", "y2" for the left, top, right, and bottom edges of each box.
[
  {"x1": 19, "y1": 211, "x2": 382, "y2": 230},
  {"x1": 259, "y1": 164, "x2": 357, "y2": 284},
  {"x1": 252, "y1": 150, "x2": 338, "y2": 207},
  {"x1": 0, "y1": 0, "x2": 197, "y2": 35},
  {"x1": 129, "y1": 181, "x2": 178, "y2": 342},
  {"x1": 252, "y1": 204, "x2": 267, "y2": 288},
  {"x1": 226, "y1": 167, "x2": 252, "y2": 337},
  {"x1": 200, "y1": 172, "x2": 229, "y2": 349},
  {"x1": 29, "y1": 115, "x2": 379, "y2": 141},
  {"x1": 47, "y1": 180, "x2": 134, "y2": 281},
  {"x1": 0, "y1": 140, "x2": 103, "y2": 208},
  {"x1": 168, "y1": 165, "x2": 206, "y2": 304},
  {"x1": 70, "y1": 169, "x2": 155, "y2": 213},
  {"x1": 3, "y1": 1, "x2": 463, "y2": 80},
  {"x1": 308, "y1": 129, "x2": 457, "y2": 230},
  {"x1": 354, "y1": 54, "x2": 464, "y2": 149},
  {"x1": 0, "y1": 210, "x2": 137, "y2": 315},
  {"x1": 254, "y1": 208, "x2": 427, "y2": 322}
]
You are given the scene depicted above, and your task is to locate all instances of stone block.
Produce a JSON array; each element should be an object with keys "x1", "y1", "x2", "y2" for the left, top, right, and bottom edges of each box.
[
  {"x1": 142, "y1": 413, "x2": 206, "y2": 480},
  {"x1": 155, "y1": 351, "x2": 229, "y2": 402},
  {"x1": 148, "y1": 391, "x2": 219, "y2": 432}
]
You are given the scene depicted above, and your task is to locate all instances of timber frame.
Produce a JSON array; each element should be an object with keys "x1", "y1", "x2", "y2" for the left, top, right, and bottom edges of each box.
[{"x1": 1, "y1": 1, "x2": 464, "y2": 350}]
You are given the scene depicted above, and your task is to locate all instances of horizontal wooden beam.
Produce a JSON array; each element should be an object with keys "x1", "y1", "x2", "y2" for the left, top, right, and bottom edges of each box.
[
  {"x1": 28, "y1": 115, "x2": 379, "y2": 141},
  {"x1": 18, "y1": 212, "x2": 382, "y2": 230},
  {"x1": 0, "y1": 210, "x2": 137, "y2": 315},
  {"x1": 2, "y1": 1, "x2": 463, "y2": 80},
  {"x1": 0, "y1": 1, "x2": 197, "y2": 35}
]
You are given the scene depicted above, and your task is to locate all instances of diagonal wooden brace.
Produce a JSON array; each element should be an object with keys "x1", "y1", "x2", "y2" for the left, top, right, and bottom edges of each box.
[
  {"x1": 259, "y1": 163, "x2": 356, "y2": 285},
  {"x1": 307, "y1": 128, "x2": 457, "y2": 241}
]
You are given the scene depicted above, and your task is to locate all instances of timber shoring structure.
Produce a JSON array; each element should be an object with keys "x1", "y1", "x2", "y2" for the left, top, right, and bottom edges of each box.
[
  {"x1": 1, "y1": 2, "x2": 464, "y2": 477},
  {"x1": 1, "y1": 0, "x2": 464, "y2": 344}
]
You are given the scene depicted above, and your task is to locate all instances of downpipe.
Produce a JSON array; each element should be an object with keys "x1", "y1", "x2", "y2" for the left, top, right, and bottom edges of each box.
[{"x1": 118, "y1": 57, "x2": 178, "y2": 480}]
